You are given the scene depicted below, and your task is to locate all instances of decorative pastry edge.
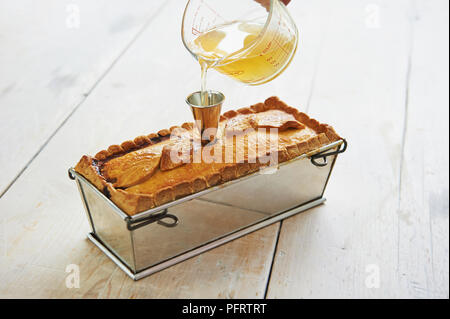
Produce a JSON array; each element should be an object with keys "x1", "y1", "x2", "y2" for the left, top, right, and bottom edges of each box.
[{"x1": 74, "y1": 96, "x2": 341, "y2": 216}]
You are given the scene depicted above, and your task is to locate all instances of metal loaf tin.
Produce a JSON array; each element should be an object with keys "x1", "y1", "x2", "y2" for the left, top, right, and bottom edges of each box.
[{"x1": 69, "y1": 139, "x2": 347, "y2": 280}]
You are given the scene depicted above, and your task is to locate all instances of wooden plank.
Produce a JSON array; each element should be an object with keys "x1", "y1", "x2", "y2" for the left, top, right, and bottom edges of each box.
[
  {"x1": 0, "y1": 223, "x2": 279, "y2": 298},
  {"x1": 98, "y1": 224, "x2": 279, "y2": 299},
  {"x1": 397, "y1": 0, "x2": 449, "y2": 298},
  {"x1": 0, "y1": 0, "x2": 167, "y2": 195},
  {"x1": 267, "y1": 0, "x2": 417, "y2": 298}
]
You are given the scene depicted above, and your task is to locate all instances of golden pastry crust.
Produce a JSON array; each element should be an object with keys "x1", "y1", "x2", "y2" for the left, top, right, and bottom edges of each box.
[{"x1": 74, "y1": 97, "x2": 341, "y2": 215}]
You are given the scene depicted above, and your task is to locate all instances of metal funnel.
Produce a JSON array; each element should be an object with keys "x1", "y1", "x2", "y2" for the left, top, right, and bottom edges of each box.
[{"x1": 186, "y1": 90, "x2": 225, "y2": 145}]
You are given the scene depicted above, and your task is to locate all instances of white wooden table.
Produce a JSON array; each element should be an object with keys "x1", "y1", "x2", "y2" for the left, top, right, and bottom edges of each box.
[{"x1": 0, "y1": 0, "x2": 448, "y2": 298}]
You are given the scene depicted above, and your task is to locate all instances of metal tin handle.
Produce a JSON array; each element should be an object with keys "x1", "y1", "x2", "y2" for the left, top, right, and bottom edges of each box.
[
  {"x1": 68, "y1": 168, "x2": 76, "y2": 180},
  {"x1": 310, "y1": 139, "x2": 348, "y2": 167},
  {"x1": 157, "y1": 215, "x2": 179, "y2": 228},
  {"x1": 126, "y1": 209, "x2": 179, "y2": 231}
]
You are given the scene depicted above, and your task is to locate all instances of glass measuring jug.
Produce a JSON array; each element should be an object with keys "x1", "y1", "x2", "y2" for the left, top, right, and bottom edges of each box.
[{"x1": 182, "y1": 0, "x2": 299, "y2": 87}]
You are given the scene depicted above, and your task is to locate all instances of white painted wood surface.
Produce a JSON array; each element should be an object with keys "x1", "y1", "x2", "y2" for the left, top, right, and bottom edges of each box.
[
  {"x1": 0, "y1": 0, "x2": 448, "y2": 298},
  {"x1": 266, "y1": 0, "x2": 449, "y2": 298},
  {"x1": 0, "y1": 0, "x2": 166, "y2": 195},
  {"x1": 396, "y1": 0, "x2": 449, "y2": 298}
]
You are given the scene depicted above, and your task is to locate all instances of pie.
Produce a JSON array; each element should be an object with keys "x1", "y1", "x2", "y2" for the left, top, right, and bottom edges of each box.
[{"x1": 75, "y1": 97, "x2": 341, "y2": 215}]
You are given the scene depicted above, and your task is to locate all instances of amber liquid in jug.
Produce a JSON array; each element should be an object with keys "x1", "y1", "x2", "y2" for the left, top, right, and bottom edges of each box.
[{"x1": 191, "y1": 20, "x2": 297, "y2": 95}]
